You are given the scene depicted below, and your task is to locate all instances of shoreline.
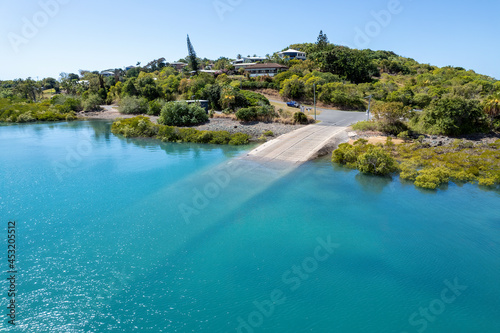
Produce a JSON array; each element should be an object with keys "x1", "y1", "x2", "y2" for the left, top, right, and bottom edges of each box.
[{"x1": 80, "y1": 106, "x2": 307, "y2": 141}]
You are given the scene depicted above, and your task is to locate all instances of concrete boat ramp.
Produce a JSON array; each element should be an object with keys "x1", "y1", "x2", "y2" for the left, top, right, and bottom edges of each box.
[
  {"x1": 245, "y1": 123, "x2": 349, "y2": 165},
  {"x1": 243, "y1": 108, "x2": 366, "y2": 167}
]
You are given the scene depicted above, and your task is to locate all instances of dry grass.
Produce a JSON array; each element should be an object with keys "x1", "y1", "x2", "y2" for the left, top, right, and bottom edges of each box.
[
  {"x1": 348, "y1": 136, "x2": 405, "y2": 145},
  {"x1": 212, "y1": 113, "x2": 237, "y2": 120},
  {"x1": 270, "y1": 101, "x2": 322, "y2": 117}
]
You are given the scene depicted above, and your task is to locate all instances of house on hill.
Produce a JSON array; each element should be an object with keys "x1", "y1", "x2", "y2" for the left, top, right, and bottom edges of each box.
[
  {"x1": 245, "y1": 63, "x2": 288, "y2": 77},
  {"x1": 231, "y1": 56, "x2": 266, "y2": 65},
  {"x1": 169, "y1": 62, "x2": 189, "y2": 71},
  {"x1": 278, "y1": 49, "x2": 306, "y2": 60},
  {"x1": 100, "y1": 70, "x2": 115, "y2": 77}
]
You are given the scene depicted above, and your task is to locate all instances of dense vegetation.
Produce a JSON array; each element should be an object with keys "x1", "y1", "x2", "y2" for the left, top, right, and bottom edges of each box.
[
  {"x1": 332, "y1": 138, "x2": 500, "y2": 189},
  {"x1": 111, "y1": 116, "x2": 250, "y2": 145},
  {"x1": 0, "y1": 96, "x2": 78, "y2": 122}
]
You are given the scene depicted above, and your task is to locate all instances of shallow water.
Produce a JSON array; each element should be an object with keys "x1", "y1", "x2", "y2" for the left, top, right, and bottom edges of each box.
[{"x1": 1, "y1": 121, "x2": 499, "y2": 332}]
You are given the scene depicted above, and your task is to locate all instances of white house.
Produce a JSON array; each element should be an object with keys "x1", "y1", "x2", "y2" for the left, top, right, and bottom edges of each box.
[
  {"x1": 233, "y1": 62, "x2": 257, "y2": 70},
  {"x1": 231, "y1": 56, "x2": 266, "y2": 66},
  {"x1": 278, "y1": 49, "x2": 306, "y2": 60},
  {"x1": 169, "y1": 62, "x2": 189, "y2": 70},
  {"x1": 100, "y1": 71, "x2": 115, "y2": 77},
  {"x1": 244, "y1": 63, "x2": 288, "y2": 77}
]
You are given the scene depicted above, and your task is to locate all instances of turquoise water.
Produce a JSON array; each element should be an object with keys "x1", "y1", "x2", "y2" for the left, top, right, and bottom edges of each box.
[{"x1": 1, "y1": 121, "x2": 499, "y2": 332}]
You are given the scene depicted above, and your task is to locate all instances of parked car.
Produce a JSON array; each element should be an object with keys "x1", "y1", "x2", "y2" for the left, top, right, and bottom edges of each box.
[{"x1": 287, "y1": 101, "x2": 299, "y2": 108}]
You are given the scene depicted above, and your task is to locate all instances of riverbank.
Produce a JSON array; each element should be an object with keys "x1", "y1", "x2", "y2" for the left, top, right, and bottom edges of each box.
[
  {"x1": 333, "y1": 128, "x2": 500, "y2": 189},
  {"x1": 81, "y1": 106, "x2": 306, "y2": 141}
]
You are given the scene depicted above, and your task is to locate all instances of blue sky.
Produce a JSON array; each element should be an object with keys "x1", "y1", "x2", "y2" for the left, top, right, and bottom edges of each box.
[{"x1": 0, "y1": 0, "x2": 499, "y2": 80}]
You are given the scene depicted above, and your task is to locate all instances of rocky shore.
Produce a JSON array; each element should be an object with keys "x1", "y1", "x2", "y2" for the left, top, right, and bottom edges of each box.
[
  {"x1": 350, "y1": 130, "x2": 500, "y2": 147},
  {"x1": 188, "y1": 118, "x2": 305, "y2": 140}
]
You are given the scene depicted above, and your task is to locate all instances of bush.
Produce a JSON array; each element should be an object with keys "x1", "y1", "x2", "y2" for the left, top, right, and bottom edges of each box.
[
  {"x1": 241, "y1": 80, "x2": 271, "y2": 90},
  {"x1": 147, "y1": 99, "x2": 164, "y2": 116},
  {"x1": 356, "y1": 146, "x2": 398, "y2": 175},
  {"x1": 397, "y1": 130, "x2": 411, "y2": 142},
  {"x1": 414, "y1": 166, "x2": 450, "y2": 189},
  {"x1": 111, "y1": 116, "x2": 158, "y2": 138},
  {"x1": 16, "y1": 112, "x2": 36, "y2": 123},
  {"x1": 235, "y1": 107, "x2": 257, "y2": 121},
  {"x1": 159, "y1": 101, "x2": 208, "y2": 126},
  {"x1": 372, "y1": 101, "x2": 411, "y2": 135},
  {"x1": 119, "y1": 96, "x2": 149, "y2": 114},
  {"x1": 229, "y1": 133, "x2": 250, "y2": 145},
  {"x1": 263, "y1": 130, "x2": 274, "y2": 137},
  {"x1": 293, "y1": 111, "x2": 309, "y2": 124},
  {"x1": 82, "y1": 94, "x2": 103, "y2": 111},
  {"x1": 240, "y1": 90, "x2": 270, "y2": 106},
  {"x1": 209, "y1": 131, "x2": 232, "y2": 144},
  {"x1": 236, "y1": 106, "x2": 276, "y2": 122},
  {"x1": 219, "y1": 85, "x2": 248, "y2": 111},
  {"x1": 412, "y1": 93, "x2": 432, "y2": 109},
  {"x1": 332, "y1": 143, "x2": 362, "y2": 168},
  {"x1": 352, "y1": 120, "x2": 378, "y2": 131},
  {"x1": 51, "y1": 95, "x2": 82, "y2": 111},
  {"x1": 378, "y1": 120, "x2": 408, "y2": 135}
]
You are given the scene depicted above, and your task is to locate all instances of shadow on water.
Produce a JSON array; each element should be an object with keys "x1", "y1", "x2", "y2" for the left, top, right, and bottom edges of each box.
[
  {"x1": 330, "y1": 163, "x2": 355, "y2": 174},
  {"x1": 354, "y1": 172, "x2": 393, "y2": 194},
  {"x1": 84, "y1": 120, "x2": 113, "y2": 141},
  {"x1": 112, "y1": 133, "x2": 253, "y2": 158}
]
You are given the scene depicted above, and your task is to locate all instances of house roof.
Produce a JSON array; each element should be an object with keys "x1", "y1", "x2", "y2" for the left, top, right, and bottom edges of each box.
[
  {"x1": 233, "y1": 62, "x2": 257, "y2": 68},
  {"x1": 243, "y1": 56, "x2": 266, "y2": 60},
  {"x1": 244, "y1": 63, "x2": 288, "y2": 70},
  {"x1": 279, "y1": 49, "x2": 305, "y2": 54}
]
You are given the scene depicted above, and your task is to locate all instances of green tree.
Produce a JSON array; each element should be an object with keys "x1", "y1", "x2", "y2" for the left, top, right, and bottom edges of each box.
[
  {"x1": 159, "y1": 101, "x2": 208, "y2": 126},
  {"x1": 187, "y1": 34, "x2": 199, "y2": 74},
  {"x1": 122, "y1": 78, "x2": 139, "y2": 97},
  {"x1": 137, "y1": 75, "x2": 162, "y2": 101},
  {"x1": 13, "y1": 78, "x2": 41, "y2": 102},
  {"x1": 415, "y1": 97, "x2": 486, "y2": 135},
  {"x1": 280, "y1": 75, "x2": 305, "y2": 99},
  {"x1": 213, "y1": 57, "x2": 232, "y2": 70},
  {"x1": 319, "y1": 47, "x2": 378, "y2": 84},
  {"x1": 316, "y1": 30, "x2": 329, "y2": 50}
]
